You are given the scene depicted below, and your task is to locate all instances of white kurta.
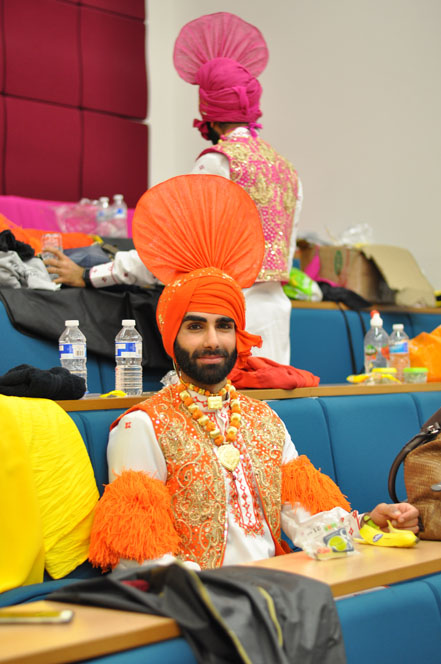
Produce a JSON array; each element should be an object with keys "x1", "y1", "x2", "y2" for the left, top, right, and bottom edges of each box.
[{"x1": 107, "y1": 389, "x2": 320, "y2": 571}]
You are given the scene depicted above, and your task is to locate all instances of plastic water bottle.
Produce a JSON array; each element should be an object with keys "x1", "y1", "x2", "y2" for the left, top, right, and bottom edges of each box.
[
  {"x1": 96, "y1": 196, "x2": 111, "y2": 235},
  {"x1": 110, "y1": 194, "x2": 128, "y2": 237},
  {"x1": 59, "y1": 320, "x2": 87, "y2": 390},
  {"x1": 389, "y1": 323, "x2": 410, "y2": 381},
  {"x1": 115, "y1": 320, "x2": 143, "y2": 395},
  {"x1": 364, "y1": 312, "x2": 390, "y2": 373}
]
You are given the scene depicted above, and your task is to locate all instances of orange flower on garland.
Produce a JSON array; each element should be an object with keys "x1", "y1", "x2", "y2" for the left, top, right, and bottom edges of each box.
[{"x1": 177, "y1": 380, "x2": 241, "y2": 448}]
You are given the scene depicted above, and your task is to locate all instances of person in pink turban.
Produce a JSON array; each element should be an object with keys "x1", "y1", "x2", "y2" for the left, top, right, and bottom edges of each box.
[{"x1": 174, "y1": 12, "x2": 304, "y2": 366}]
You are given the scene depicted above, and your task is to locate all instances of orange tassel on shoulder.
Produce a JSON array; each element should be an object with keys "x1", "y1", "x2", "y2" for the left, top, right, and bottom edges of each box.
[
  {"x1": 282, "y1": 455, "x2": 351, "y2": 515},
  {"x1": 88, "y1": 470, "x2": 181, "y2": 571}
]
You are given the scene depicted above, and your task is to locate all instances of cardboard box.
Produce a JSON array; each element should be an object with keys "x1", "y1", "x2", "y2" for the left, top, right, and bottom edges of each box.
[{"x1": 299, "y1": 243, "x2": 435, "y2": 307}]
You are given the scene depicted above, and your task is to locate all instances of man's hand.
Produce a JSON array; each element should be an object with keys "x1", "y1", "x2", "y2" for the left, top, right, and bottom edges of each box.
[
  {"x1": 43, "y1": 248, "x2": 86, "y2": 287},
  {"x1": 370, "y1": 502, "x2": 419, "y2": 533}
]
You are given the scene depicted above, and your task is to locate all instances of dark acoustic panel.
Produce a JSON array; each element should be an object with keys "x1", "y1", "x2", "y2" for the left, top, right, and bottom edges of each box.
[
  {"x1": 81, "y1": 6, "x2": 147, "y2": 118},
  {"x1": 82, "y1": 110, "x2": 147, "y2": 207},
  {"x1": 0, "y1": 97, "x2": 4, "y2": 194},
  {"x1": 5, "y1": 98, "x2": 81, "y2": 201},
  {"x1": 3, "y1": 0, "x2": 81, "y2": 106},
  {"x1": 0, "y1": 1, "x2": 4, "y2": 94},
  {"x1": 82, "y1": 0, "x2": 145, "y2": 20}
]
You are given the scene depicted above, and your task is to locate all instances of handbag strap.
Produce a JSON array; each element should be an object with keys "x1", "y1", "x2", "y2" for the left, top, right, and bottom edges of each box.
[{"x1": 388, "y1": 424, "x2": 441, "y2": 503}]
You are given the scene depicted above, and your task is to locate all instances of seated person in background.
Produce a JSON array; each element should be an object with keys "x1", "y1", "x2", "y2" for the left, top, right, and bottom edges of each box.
[
  {"x1": 46, "y1": 12, "x2": 301, "y2": 366},
  {"x1": 44, "y1": 247, "x2": 159, "y2": 289},
  {"x1": 88, "y1": 174, "x2": 418, "y2": 572}
]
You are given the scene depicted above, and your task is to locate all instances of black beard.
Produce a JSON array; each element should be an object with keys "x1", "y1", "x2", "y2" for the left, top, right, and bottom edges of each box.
[{"x1": 174, "y1": 340, "x2": 237, "y2": 387}]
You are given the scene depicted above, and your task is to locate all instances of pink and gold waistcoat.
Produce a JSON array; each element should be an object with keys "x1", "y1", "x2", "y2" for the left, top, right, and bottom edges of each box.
[
  {"x1": 123, "y1": 385, "x2": 286, "y2": 569},
  {"x1": 200, "y1": 133, "x2": 299, "y2": 281}
]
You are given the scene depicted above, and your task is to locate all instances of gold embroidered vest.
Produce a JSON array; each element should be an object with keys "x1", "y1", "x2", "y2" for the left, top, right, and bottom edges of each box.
[
  {"x1": 200, "y1": 133, "x2": 299, "y2": 282},
  {"x1": 122, "y1": 385, "x2": 287, "y2": 569}
]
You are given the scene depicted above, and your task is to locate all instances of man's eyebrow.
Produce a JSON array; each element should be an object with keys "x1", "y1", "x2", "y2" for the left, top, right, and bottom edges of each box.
[
  {"x1": 216, "y1": 317, "x2": 235, "y2": 324},
  {"x1": 181, "y1": 315, "x2": 235, "y2": 324},
  {"x1": 182, "y1": 315, "x2": 207, "y2": 323}
]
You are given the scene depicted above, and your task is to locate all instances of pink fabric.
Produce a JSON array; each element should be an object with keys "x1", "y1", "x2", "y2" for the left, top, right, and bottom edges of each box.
[
  {"x1": 194, "y1": 57, "x2": 263, "y2": 129},
  {"x1": 201, "y1": 133, "x2": 299, "y2": 282},
  {"x1": 174, "y1": 13, "x2": 268, "y2": 140},
  {"x1": 303, "y1": 246, "x2": 339, "y2": 288},
  {"x1": 0, "y1": 195, "x2": 135, "y2": 236},
  {"x1": 173, "y1": 12, "x2": 268, "y2": 84}
]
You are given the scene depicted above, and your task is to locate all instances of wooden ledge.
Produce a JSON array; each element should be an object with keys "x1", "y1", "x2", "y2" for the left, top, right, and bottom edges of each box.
[
  {"x1": 290, "y1": 301, "x2": 441, "y2": 314},
  {"x1": 57, "y1": 382, "x2": 441, "y2": 411}
]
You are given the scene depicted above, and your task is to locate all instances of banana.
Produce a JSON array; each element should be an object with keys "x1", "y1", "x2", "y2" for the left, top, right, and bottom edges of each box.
[{"x1": 355, "y1": 519, "x2": 418, "y2": 548}]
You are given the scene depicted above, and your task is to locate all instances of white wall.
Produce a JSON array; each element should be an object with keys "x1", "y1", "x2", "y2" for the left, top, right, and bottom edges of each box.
[{"x1": 147, "y1": 0, "x2": 441, "y2": 290}]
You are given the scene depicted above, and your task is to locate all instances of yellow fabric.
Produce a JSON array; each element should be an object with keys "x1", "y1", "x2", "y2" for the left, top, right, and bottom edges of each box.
[
  {"x1": 0, "y1": 395, "x2": 99, "y2": 581},
  {"x1": 0, "y1": 404, "x2": 45, "y2": 592}
]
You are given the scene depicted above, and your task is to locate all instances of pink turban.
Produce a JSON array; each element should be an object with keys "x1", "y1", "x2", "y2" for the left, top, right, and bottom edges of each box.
[{"x1": 173, "y1": 13, "x2": 268, "y2": 140}]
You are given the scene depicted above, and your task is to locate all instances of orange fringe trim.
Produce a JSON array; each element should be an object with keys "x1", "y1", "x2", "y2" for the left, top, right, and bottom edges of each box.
[
  {"x1": 88, "y1": 470, "x2": 181, "y2": 571},
  {"x1": 282, "y1": 456, "x2": 351, "y2": 514}
]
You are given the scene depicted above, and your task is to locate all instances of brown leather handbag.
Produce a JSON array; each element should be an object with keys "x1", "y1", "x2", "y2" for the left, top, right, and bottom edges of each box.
[{"x1": 388, "y1": 407, "x2": 441, "y2": 540}]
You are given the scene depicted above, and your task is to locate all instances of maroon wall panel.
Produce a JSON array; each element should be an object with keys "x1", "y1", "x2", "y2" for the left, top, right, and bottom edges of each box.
[
  {"x1": 3, "y1": 0, "x2": 81, "y2": 107},
  {"x1": 0, "y1": 0, "x2": 4, "y2": 93},
  {"x1": 0, "y1": 97, "x2": 4, "y2": 194},
  {"x1": 81, "y1": 7, "x2": 147, "y2": 118},
  {"x1": 82, "y1": 0, "x2": 145, "y2": 20},
  {"x1": 0, "y1": 0, "x2": 148, "y2": 211},
  {"x1": 82, "y1": 111, "x2": 147, "y2": 207},
  {"x1": 5, "y1": 98, "x2": 81, "y2": 201}
]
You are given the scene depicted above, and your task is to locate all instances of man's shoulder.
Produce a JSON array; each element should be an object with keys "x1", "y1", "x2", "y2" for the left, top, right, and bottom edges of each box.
[
  {"x1": 238, "y1": 392, "x2": 281, "y2": 419},
  {"x1": 143, "y1": 384, "x2": 177, "y2": 406},
  {"x1": 126, "y1": 385, "x2": 178, "y2": 415}
]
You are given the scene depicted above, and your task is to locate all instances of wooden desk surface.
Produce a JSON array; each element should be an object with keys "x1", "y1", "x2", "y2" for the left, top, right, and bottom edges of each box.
[
  {"x1": 0, "y1": 601, "x2": 180, "y2": 664},
  {"x1": 57, "y1": 382, "x2": 441, "y2": 411},
  {"x1": 248, "y1": 539, "x2": 441, "y2": 597},
  {"x1": 2, "y1": 541, "x2": 441, "y2": 664}
]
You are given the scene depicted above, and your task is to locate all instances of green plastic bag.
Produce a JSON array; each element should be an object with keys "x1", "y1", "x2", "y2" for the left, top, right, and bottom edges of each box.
[{"x1": 283, "y1": 267, "x2": 323, "y2": 301}]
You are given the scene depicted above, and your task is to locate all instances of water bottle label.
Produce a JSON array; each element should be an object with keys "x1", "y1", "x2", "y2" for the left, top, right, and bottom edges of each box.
[
  {"x1": 59, "y1": 343, "x2": 86, "y2": 359},
  {"x1": 116, "y1": 342, "x2": 142, "y2": 357},
  {"x1": 390, "y1": 341, "x2": 409, "y2": 354}
]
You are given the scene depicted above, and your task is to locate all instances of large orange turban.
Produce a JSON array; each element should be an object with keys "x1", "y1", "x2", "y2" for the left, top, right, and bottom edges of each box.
[{"x1": 132, "y1": 175, "x2": 265, "y2": 365}]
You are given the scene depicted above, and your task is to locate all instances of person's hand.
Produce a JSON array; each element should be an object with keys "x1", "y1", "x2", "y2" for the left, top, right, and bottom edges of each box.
[
  {"x1": 43, "y1": 248, "x2": 86, "y2": 287},
  {"x1": 370, "y1": 502, "x2": 419, "y2": 533}
]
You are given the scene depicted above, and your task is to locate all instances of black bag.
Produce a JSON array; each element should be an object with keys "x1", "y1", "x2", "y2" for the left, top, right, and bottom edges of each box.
[
  {"x1": 388, "y1": 407, "x2": 441, "y2": 540},
  {"x1": 48, "y1": 564, "x2": 346, "y2": 664}
]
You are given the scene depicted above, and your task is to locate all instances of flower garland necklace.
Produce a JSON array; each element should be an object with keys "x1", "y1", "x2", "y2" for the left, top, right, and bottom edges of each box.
[{"x1": 177, "y1": 379, "x2": 241, "y2": 471}]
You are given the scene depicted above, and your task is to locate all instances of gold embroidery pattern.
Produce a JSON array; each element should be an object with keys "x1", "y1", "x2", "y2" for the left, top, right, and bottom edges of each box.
[
  {"x1": 239, "y1": 395, "x2": 285, "y2": 538},
  {"x1": 152, "y1": 387, "x2": 227, "y2": 570},
  {"x1": 135, "y1": 387, "x2": 286, "y2": 568},
  {"x1": 208, "y1": 136, "x2": 298, "y2": 282}
]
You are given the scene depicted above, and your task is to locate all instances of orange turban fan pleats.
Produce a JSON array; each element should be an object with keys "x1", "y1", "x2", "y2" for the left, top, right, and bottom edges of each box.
[{"x1": 131, "y1": 175, "x2": 266, "y2": 364}]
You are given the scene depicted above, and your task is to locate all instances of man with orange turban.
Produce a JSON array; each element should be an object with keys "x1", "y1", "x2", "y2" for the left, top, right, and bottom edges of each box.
[{"x1": 88, "y1": 175, "x2": 418, "y2": 573}]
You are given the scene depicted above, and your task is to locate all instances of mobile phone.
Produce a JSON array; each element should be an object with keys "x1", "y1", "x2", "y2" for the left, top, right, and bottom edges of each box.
[{"x1": 0, "y1": 609, "x2": 74, "y2": 624}]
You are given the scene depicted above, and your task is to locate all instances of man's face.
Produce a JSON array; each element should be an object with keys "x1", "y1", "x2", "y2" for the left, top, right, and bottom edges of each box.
[{"x1": 174, "y1": 312, "x2": 237, "y2": 390}]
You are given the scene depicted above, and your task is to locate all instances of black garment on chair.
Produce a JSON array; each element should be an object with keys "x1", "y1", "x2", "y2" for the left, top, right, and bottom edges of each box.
[
  {"x1": 0, "y1": 364, "x2": 86, "y2": 399},
  {"x1": 0, "y1": 286, "x2": 172, "y2": 371},
  {"x1": 0, "y1": 230, "x2": 35, "y2": 261}
]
